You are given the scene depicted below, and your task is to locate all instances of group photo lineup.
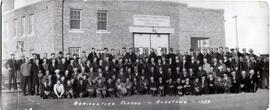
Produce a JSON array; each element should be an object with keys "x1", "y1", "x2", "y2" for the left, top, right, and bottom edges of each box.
[
  {"x1": 1, "y1": 0, "x2": 269, "y2": 110},
  {"x1": 4, "y1": 47, "x2": 270, "y2": 98}
]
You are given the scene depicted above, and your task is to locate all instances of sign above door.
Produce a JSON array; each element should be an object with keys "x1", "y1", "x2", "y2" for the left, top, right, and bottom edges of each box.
[{"x1": 133, "y1": 15, "x2": 170, "y2": 27}]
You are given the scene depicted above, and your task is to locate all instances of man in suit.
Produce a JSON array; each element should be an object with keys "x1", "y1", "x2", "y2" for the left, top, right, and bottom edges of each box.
[
  {"x1": 238, "y1": 56, "x2": 248, "y2": 72},
  {"x1": 248, "y1": 69, "x2": 259, "y2": 92},
  {"x1": 129, "y1": 48, "x2": 137, "y2": 63},
  {"x1": 167, "y1": 48, "x2": 176, "y2": 61},
  {"x1": 241, "y1": 48, "x2": 250, "y2": 58},
  {"x1": 223, "y1": 47, "x2": 232, "y2": 58},
  {"x1": 87, "y1": 48, "x2": 97, "y2": 62},
  {"x1": 5, "y1": 54, "x2": 18, "y2": 91},
  {"x1": 213, "y1": 48, "x2": 223, "y2": 60},
  {"x1": 149, "y1": 48, "x2": 157, "y2": 62},
  {"x1": 100, "y1": 48, "x2": 110, "y2": 60},
  {"x1": 48, "y1": 58, "x2": 58, "y2": 75},
  {"x1": 230, "y1": 71, "x2": 240, "y2": 93},
  {"x1": 65, "y1": 53, "x2": 72, "y2": 65},
  {"x1": 235, "y1": 48, "x2": 242, "y2": 58},
  {"x1": 49, "y1": 53, "x2": 57, "y2": 64},
  {"x1": 122, "y1": 47, "x2": 130, "y2": 60},
  {"x1": 67, "y1": 59, "x2": 77, "y2": 74},
  {"x1": 239, "y1": 70, "x2": 250, "y2": 92},
  {"x1": 261, "y1": 57, "x2": 269, "y2": 89},
  {"x1": 196, "y1": 49, "x2": 204, "y2": 65},
  {"x1": 17, "y1": 54, "x2": 25, "y2": 91},
  {"x1": 204, "y1": 49, "x2": 212, "y2": 64}
]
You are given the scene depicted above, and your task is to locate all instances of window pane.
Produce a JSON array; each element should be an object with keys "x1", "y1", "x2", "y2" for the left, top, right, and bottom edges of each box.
[
  {"x1": 77, "y1": 11, "x2": 80, "y2": 19},
  {"x1": 71, "y1": 20, "x2": 80, "y2": 29},
  {"x1": 70, "y1": 9, "x2": 81, "y2": 29},
  {"x1": 97, "y1": 21, "x2": 107, "y2": 30},
  {"x1": 97, "y1": 10, "x2": 108, "y2": 30},
  {"x1": 5, "y1": 22, "x2": 9, "y2": 40},
  {"x1": 69, "y1": 47, "x2": 81, "y2": 56},
  {"x1": 14, "y1": 19, "x2": 17, "y2": 38},
  {"x1": 102, "y1": 13, "x2": 107, "y2": 20},
  {"x1": 21, "y1": 17, "x2": 25, "y2": 36},
  {"x1": 29, "y1": 14, "x2": 34, "y2": 34},
  {"x1": 97, "y1": 22, "x2": 102, "y2": 30},
  {"x1": 71, "y1": 10, "x2": 80, "y2": 20}
]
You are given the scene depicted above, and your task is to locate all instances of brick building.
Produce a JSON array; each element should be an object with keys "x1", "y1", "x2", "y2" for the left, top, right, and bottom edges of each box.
[{"x1": 2, "y1": 0, "x2": 225, "y2": 59}]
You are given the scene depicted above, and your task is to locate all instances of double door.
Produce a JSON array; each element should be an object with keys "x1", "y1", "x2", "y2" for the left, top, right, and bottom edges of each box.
[{"x1": 134, "y1": 33, "x2": 169, "y2": 55}]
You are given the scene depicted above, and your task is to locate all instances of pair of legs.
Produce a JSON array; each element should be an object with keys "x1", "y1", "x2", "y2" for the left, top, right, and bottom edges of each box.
[
  {"x1": 96, "y1": 89, "x2": 107, "y2": 98},
  {"x1": 9, "y1": 71, "x2": 17, "y2": 90},
  {"x1": 22, "y1": 76, "x2": 31, "y2": 95},
  {"x1": 149, "y1": 88, "x2": 157, "y2": 96},
  {"x1": 158, "y1": 87, "x2": 165, "y2": 96}
]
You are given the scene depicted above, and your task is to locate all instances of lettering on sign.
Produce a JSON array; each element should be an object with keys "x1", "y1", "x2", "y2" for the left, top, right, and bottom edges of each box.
[{"x1": 133, "y1": 15, "x2": 170, "y2": 27}]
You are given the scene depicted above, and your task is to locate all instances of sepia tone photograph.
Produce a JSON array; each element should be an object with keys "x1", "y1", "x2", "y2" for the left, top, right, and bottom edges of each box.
[{"x1": 1, "y1": 0, "x2": 269, "y2": 110}]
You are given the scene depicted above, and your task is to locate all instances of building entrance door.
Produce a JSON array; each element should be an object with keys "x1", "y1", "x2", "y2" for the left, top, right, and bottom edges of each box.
[{"x1": 134, "y1": 33, "x2": 169, "y2": 55}]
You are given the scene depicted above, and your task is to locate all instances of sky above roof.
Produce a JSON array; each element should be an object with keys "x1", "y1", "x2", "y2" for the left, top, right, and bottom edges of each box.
[{"x1": 9, "y1": 0, "x2": 270, "y2": 54}]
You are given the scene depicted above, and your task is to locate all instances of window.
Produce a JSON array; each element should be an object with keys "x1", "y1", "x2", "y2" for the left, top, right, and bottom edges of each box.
[
  {"x1": 191, "y1": 37, "x2": 210, "y2": 50},
  {"x1": 69, "y1": 47, "x2": 81, "y2": 56},
  {"x1": 197, "y1": 39, "x2": 209, "y2": 49},
  {"x1": 5, "y1": 22, "x2": 9, "y2": 40},
  {"x1": 70, "y1": 9, "x2": 81, "y2": 30},
  {"x1": 16, "y1": 41, "x2": 24, "y2": 52},
  {"x1": 97, "y1": 10, "x2": 108, "y2": 31},
  {"x1": 29, "y1": 14, "x2": 34, "y2": 34},
  {"x1": 14, "y1": 19, "x2": 18, "y2": 38},
  {"x1": 21, "y1": 16, "x2": 26, "y2": 36}
]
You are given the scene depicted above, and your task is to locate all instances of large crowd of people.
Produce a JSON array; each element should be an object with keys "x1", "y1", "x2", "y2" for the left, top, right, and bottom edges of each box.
[{"x1": 4, "y1": 47, "x2": 269, "y2": 99}]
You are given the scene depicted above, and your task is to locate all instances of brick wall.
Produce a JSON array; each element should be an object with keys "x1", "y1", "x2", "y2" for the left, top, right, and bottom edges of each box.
[
  {"x1": 59, "y1": 0, "x2": 182, "y2": 54},
  {"x1": 2, "y1": 0, "x2": 225, "y2": 58},
  {"x1": 2, "y1": 1, "x2": 55, "y2": 59},
  {"x1": 178, "y1": 7, "x2": 225, "y2": 53}
]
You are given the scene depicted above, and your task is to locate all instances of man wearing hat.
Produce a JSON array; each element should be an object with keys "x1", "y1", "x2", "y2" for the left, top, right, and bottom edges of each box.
[
  {"x1": 49, "y1": 53, "x2": 57, "y2": 64},
  {"x1": 81, "y1": 51, "x2": 88, "y2": 63},
  {"x1": 5, "y1": 54, "x2": 18, "y2": 91},
  {"x1": 249, "y1": 49, "x2": 257, "y2": 59},
  {"x1": 101, "y1": 48, "x2": 110, "y2": 60},
  {"x1": 230, "y1": 48, "x2": 237, "y2": 60},
  {"x1": 242, "y1": 48, "x2": 250, "y2": 58},
  {"x1": 57, "y1": 51, "x2": 64, "y2": 65},
  {"x1": 224, "y1": 47, "x2": 232, "y2": 58},
  {"x1": 64, "y1": 53, "x2": 70, "y2": 65},
  {"x1": 167, "y1": 48, "x2": 176, "y2": 61},
  {"x1": 122, "y1": 47, "x2": 130, "y2": 60},
  {"x1": 87, "y1": 48, "x2": 97, "y2": 62},
  {"x1": 235, "y1": 48, "x2": 242, "y2": 58}
]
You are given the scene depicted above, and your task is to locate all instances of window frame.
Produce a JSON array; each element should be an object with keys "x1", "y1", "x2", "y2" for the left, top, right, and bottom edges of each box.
[
  {"x1": 21, "y1": 16, "x2": 26, "y2": 37},
  {"x1": 14, "y1": 19, "x2": 18, "y2": 38},
  {"x1": 29, "y1": 14, "x2": 35, "y2": 35},
  {"x1": 191, "y1": 37, "x2": 210, "y2": 51},
  {"x1": 68, "y1": 47, "x2": 81, "y2": 57},
  {"x1": 97, "y1": 10, "x2": 108, "y2": 31},
  {"x1": 70, "y1": 9, "x2": 82, "y2": 30},
  {"x1": 5, "y1": 21, "x2": 9, "y2": 41}
]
